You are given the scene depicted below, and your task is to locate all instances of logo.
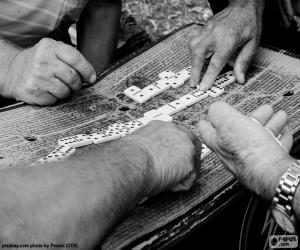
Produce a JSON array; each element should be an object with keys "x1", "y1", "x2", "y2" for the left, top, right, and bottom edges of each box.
[{"x1": 269, "y1": 235, "x2": 298, "y2": 248}]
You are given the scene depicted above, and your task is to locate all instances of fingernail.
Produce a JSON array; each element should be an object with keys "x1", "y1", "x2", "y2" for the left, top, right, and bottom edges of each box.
[
  {"x1": 198, "y1": 84, "x2": 205, "y2": 91},
  {"x1": 90, "y1": 73, "x2": 96, "y2": 83}
]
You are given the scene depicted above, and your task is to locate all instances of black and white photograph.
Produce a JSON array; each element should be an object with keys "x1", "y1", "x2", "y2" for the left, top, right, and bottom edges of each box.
[{"x1": 0, "y1": 0, "x2": 299, "y2": 249}]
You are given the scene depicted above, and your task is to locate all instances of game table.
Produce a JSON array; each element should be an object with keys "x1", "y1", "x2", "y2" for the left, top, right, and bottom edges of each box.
[{"x1": 0, "y1": 24, "x2": 299, "y2": 249}]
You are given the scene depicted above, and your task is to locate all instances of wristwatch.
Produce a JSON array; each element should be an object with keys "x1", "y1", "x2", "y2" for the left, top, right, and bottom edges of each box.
[{"x1": 271, "y1": 160, "x2": 300, "y2": 234}]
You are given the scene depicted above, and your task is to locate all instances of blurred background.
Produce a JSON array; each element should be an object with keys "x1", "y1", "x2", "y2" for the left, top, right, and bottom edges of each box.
[{"x1": 121, "y1": 0, "x2": 211, "y2": 41}]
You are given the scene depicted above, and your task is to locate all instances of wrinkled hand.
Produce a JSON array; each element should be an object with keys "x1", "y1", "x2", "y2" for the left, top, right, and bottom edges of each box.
[
  {"x1": 199, "y1": 102, "x2": 293, "y2": 201},
  {"x1": 5, "y1": 38, "x2": 96, "y2": 105},
  {"x1": 128, "y1": 121, "x2": 202, "y2": 195},
  {"x1": 190, "y1": 1, "x2": 262, "y2": 90}
]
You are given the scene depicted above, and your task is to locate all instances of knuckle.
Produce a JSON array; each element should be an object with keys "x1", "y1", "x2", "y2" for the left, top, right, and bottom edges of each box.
[
  {"x1": 210, "y1": 56, "x2": 223, "y2": 69},
  {"x1": 38, "y1": 38, "x2": 54, "y2": 49},
  {"x1": 66, "y1": 48, "x2": 81, "y2": 65}
]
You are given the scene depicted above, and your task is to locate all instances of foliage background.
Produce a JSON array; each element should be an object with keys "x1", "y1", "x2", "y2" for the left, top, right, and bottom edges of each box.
[{"x1": 121, "y1": 0, "x2": 212, "y2": 41}]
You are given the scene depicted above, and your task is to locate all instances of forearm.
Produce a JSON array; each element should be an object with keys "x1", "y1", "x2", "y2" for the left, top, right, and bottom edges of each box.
[
  {"x1": 0, "y1": 40, "x2": 20, "y2": 98},
  {"x1": 77, "y1": 0, "x2": 121, "y2": 73},
  {"x1": 228, "y1": 0, "x2": 265, "y2": 14},
  {"x1": 0, "y1": 138, "x2": 150, "y2": 248}
]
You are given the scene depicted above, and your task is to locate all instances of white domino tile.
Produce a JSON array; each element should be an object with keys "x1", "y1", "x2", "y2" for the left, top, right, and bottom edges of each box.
[
  {"x1": 156, "y1": 104, "x2": 177, "y2": 116},
  {"x1": 190, "y1": 90, "x2": 209, "y2": 100},
  {"x1": 58, "y1": 134, "x2": 93, "y2": 148},
  {"x1": 131, "y1": 90, "x2": 152, "y2": 104},
  {"x1": 142, "y1": 84, "x2": 165, "y2": 97},
  {"x1": 214, "y1": 71, "x2": 235, "y2": 88},
  {"x1": 124, "y1": 86, "x2": 141, "y2": 98},
  {"x1": 201, "y1": 144, "x2": 211, "y2": 159},
  {"x1": 168, "y1": 99, "x2": 188, "y2": 114},
  {"x1": 158, "y1": 70, "x2": 176, "y2": 79},
  {"x1": 207, "y1": 86, "x2": 224, "y2": 97},
  {"x1": 171, "y1": 70, "x2": 190, "y2": 88},
  {"x1": 137, "y1": 116, "x2": 154, "y2": 125},
  {"x1": 152, "y1": 114, "x2": 173, "y2": 122},
  {"x1": 116, "y1": 120, "x2": 144, "y2": 136},
  {"x1": 144, "y1": 109, "x2": 163, "y2": 118},
  {"x1": 179, "y1": 94, "x2": 200, "y2": 107},
  {"x1": 39, "y1": 146, "x2": 76, "y2": 163},
  {"x1": 153, "y1": 79, "x2": 171, "y2": 91},
  {"x1": 51, "y1": 147, "x2": 76, "y2": 161},
  {"x1": 91, "y1": 129, "x2": 122, "y2": 144}
]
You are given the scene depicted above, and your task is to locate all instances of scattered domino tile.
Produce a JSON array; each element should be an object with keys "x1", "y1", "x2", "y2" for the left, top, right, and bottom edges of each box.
[
  {"x1": 51, "y1": 147, "x2": 76, "y2": 160},
  {"x1": 91, "y1": 129, "x2": 122, "y2": 144},
  {"x1": 116, "y1": 121, "x2": 144, "y2": 136},
  {"x1": 168, "y1": 99, "x2": 188, "y2": 114},
  {"x1": 201, "y1": 144, "x2": 211, "y2": 159},
  {"x1": 158, "y1": 70, "x2": 176, "y2": 79},
  {"x1": 124, "y1": 86, "x2": 141, "y2": 98},
  {"x1": 39, "y1": 147, "x2": 76, "y2": 163},
  {"x1": 190, "y1": 90, "x2": 209, "y2": 100},
  {"x1": 214, "y1": 71, "x2": 235, "y2": 88},
  {"x1": 153, "y1": 79, "x2": 171, "y2": 91},
  {"x1": 179, "y1": 94, "x2": 200, "y2": 107},
  {"x1": 142, "y1": 84, "x2": 165, "y2": 98},
  {"x1": 58, "y1": 134, "x2": 93, "y2": 148},
  {"x1": 137, "y1": 116, "x2": 155, "y2": 125},
  {"x1": 156, "y1": 104, "x2": 177, "y2": 116},
  {"x1": 207, "y1": 86, "x2": 225, "y2": 97},
  {"x1": 171, "y1": 70, "x2": 190, "y2": 88},
  {"x1": 144, "y1": 109, "x2": 163, "y2": 118},
  {"x1": 152, "y1": 114, "x2": 173, "y2": 122},
  {"x1": 130, "y1": 90, "x2": 152, "y2": 104}
]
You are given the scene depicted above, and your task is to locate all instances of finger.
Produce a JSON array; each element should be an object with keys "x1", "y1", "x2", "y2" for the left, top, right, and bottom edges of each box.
[
  {"x1": 55, "y1": 43, "x2": 96, "y2": 83},
  {"x1": 234, "y1": 40, "x2": 258, "y2": 84},
  {"x1": 39, "y1": 78, "x2": 71, "y2": 100},
  {"x1": 265, "y1": 110, "x2": 288, "y2": 137},
  {"x1": 198, "y1": 53, "x2": 228, "y2": 91},
  {"x1": 282, "y1": 0, "x2": 294, "y2": 21},
  {"x1": 250, "y1": 104, "x2": 274, "y2": 126},
  {"x1": 280, "y1": 129, "x2": 294, "y2": 152},
  {"x1": 25, "y1": 91, "x2": 57, "y2": 106},
  {"x1": 170, "y1": 171, "x2": 197, "y2": 192},
  {"x1": 198, "y1": 119, "x2": 218, "y2": 151},
  {"x1": 54, "y1": 61, "x2": 82, "y2": 92},
  {"x1": 190, "y1": 41, "x2": 207, "y2": 87},
  {"x1": 207, "y1": 101, "x2": 243, "y2": 130}
]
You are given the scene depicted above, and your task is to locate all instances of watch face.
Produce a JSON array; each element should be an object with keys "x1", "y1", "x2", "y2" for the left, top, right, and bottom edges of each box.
[{"x1": 272, "y1": 208, "x2": 296, "y2": 233}]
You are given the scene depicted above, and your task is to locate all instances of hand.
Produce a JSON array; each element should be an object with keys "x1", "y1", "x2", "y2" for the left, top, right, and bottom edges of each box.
[
  {"x1": 127, "y1": 121, "x2": 202, "y2": 196},
  {"x1": 4, "y1": 38, "x2": 96, "y2": 105},
  {"x1": 190, "y1": 1, "x2": 263, "y2": 90},
  {"x1": 277, "y1": 0, "x2": 294, "y2": 28},
  {"x1": 198, "y1": 102, "x2": 294, "y2": 201}
]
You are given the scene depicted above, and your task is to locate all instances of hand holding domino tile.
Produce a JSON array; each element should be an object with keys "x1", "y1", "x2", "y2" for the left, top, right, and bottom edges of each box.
[{"x1": 198, "y1": 102, "x2": 293, "y2": 201}]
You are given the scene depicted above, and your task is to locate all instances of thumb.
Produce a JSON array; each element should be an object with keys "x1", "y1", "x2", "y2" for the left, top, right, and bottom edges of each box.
[{"x1": 234, "y1": 40, "x2": 258, "y2": 84}]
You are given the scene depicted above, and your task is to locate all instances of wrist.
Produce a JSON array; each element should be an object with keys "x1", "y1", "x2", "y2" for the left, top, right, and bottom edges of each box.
[
  {"x1": 116, "y1": 136, "x2": 154, "y2": 198},
  {"x1": 229, "y1": 0, "x2": 265, "y2": 15},
  {"x1": 259, "y1": 154, "x2": 295, "y2": 201},
  {"x1": 0, "y1": 44, "x2": 21, "y2": 99}
]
